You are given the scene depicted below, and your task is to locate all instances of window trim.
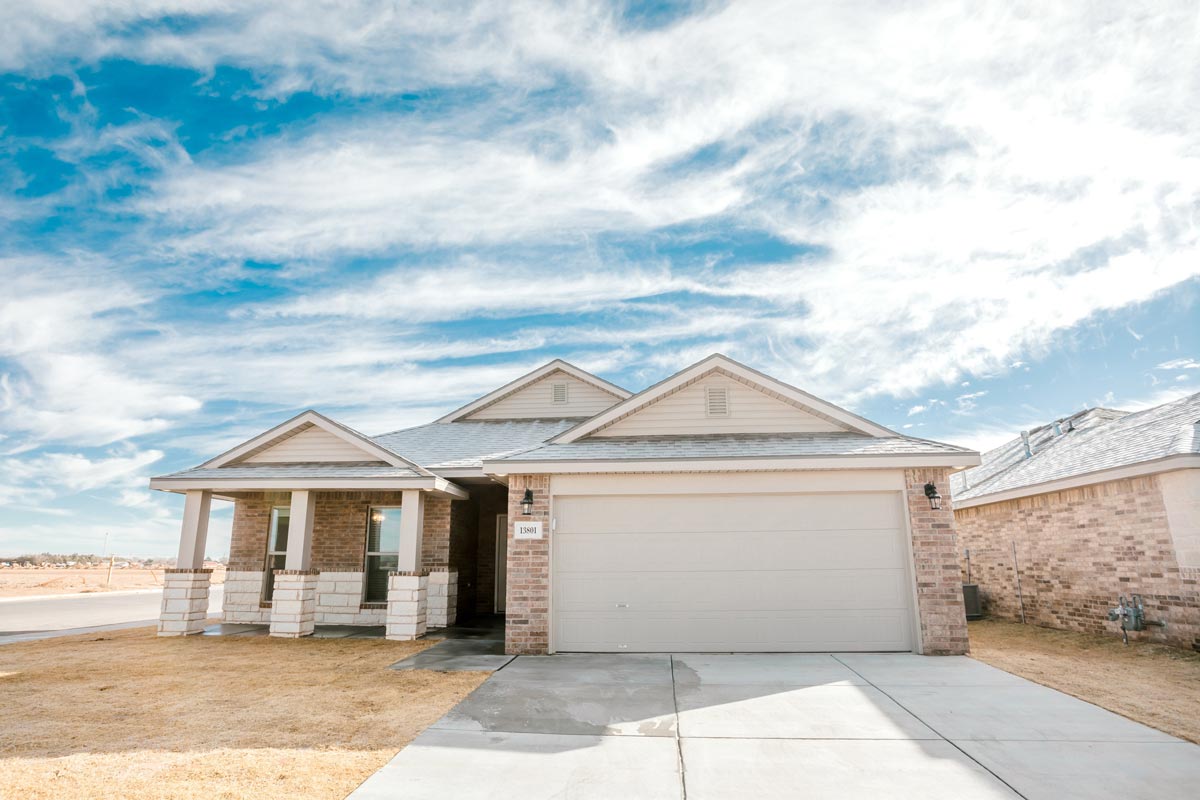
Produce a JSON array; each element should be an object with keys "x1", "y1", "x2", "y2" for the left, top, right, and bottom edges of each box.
[{"x1": 362, "y1": 505, "x2": 402, "y2": 605}]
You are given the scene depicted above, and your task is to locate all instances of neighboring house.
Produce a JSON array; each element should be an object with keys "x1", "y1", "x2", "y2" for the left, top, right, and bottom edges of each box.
[
  {"x1": 951, "y1": 393, "x2": 1200, "y2": 651},
  {"x1": 149, "y1": 354, "x2": 980, "y2": 655}
]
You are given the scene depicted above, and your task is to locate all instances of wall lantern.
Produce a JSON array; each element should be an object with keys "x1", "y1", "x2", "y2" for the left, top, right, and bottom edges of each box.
[
  {"x1": 924, "y1": 482, "x2": 942, "y2": 510},
  {"x1": 521, "y1": 488, "x2": 535, "y2": 516}
]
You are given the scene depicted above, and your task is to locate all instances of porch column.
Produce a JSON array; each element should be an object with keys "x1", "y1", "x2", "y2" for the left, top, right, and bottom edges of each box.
[
  {"x1": 387, "y1": 490, "x2": 428, "y2": 640},
  {"x1": 270, "y1": 490, "x2": 319, "y2": 638},
  {"x1": 158, "y1": 490, "x2": 213, "y2": 637}
]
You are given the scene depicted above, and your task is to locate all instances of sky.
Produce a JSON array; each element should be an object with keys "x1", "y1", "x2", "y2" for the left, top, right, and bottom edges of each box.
[{"x1": 0, "y1": 1, "x2": 1198, "y2": 559}]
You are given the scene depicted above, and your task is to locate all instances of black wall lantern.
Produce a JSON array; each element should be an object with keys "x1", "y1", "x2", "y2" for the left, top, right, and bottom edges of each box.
[
  {"x1": 924, "y1": 482, "x2": 942, "y2": 510},
  {"x1": 521, "y1": 488, "x2": 535, "y2": 516}
]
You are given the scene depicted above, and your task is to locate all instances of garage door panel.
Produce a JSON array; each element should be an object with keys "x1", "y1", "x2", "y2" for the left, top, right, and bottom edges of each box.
[
  {"x1": 556, "y1": 569, "x2": 911, "y2": 612},
  {"x1": 555, "y1": 492, "x2": 901, "y2": 534},
  {"x1": 556, "y1": 529, "x2": 905, "y2": 572},
  {"x1": 552, "y1": 491, "x2": 914, "y2": 653},
  {"x1": 555, "y1": 610, "x2": 913, "y2": 653}
]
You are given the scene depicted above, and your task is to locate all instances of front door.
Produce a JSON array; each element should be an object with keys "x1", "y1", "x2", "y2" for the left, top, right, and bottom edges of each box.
[{"x1": 495, "y1": 514, "x2": 508, "y2": 612}]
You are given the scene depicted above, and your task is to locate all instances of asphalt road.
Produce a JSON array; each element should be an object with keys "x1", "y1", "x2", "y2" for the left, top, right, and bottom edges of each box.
[{"x1": 0, "y1": 585, "x2": 224, "y2": 643}]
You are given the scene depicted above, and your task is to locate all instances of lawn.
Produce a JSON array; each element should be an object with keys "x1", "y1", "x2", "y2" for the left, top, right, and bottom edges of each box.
[
  {"x1": 968, "y1": 619, "x2": 1200, "y2": 743},
  {"x1": 0, "y1": 625, "x2": 488, "y2": 799}
]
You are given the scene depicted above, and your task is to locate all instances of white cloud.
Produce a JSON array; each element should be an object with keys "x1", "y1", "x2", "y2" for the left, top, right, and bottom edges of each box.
[
  {"x1": 1158, "y1": 358, "x2": 1199, "y2": 370},
  {"x1": 907, "y1": 404, "x2": 928, "y2": 416}
]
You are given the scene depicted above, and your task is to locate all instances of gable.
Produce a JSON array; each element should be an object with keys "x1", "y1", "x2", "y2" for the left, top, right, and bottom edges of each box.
[
  {"x1": 239, "y1": 424, "x2": 387, "y2": 464},
  {"x1": 592, "y1": 372, "x2": 849, "y2": 437},
  {"x1": 465, "y1": 371, "x2": 623, "y2": 420}
]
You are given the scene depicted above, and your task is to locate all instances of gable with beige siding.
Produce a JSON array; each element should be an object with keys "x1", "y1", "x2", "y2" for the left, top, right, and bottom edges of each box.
[
  {"x1": 243, "y1": 425, "x2": 382, "y2": 463},
  {"x1": 465, "y1": 371, "x2": 621, "y2": 420},
  {"x1": 593, "y1": 373, "x2": 847, "y2": 437}
]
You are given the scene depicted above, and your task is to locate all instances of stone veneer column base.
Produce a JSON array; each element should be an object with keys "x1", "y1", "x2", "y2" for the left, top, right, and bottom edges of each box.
[
  {"x1": 386, "y1": 571, "x2": 428, "y2": 640},
  {"x1": 269, "y1": 570, "x2": 319, "y2": 638},
  {"x1": 427, "y1": 568, "x2": 458, "y2": 629},
  {"x1": 157, "y1": 569, "x2": 212, "y2": 636}
]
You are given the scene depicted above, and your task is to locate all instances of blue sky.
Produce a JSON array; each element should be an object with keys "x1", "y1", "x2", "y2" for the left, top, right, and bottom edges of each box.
[{"x1": 1, "y1": 1, "x2": 1197, "y2": 558}]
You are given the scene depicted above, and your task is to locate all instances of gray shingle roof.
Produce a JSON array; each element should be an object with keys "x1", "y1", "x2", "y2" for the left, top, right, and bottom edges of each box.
[
  {"x1": 371, "y1": 419, "x2": 580, "y2": 468},
  {"x1": 951, "y1": 392, "x2": 1200, "y2": 502},
  {"x1": 488, "y1": 432, "x2": 976, "y2": 463},
  {"x1": 159, "y1": 463, "x2": 426, "y2": 479}
]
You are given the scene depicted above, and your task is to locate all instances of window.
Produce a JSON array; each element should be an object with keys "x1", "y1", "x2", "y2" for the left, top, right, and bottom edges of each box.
[
  {"x1": 261, "y1": 506, "x2": 290, "y2": 602},
  {"x1": 705, "y1": 386, "x2": 730, "y2": 417},
  {"x1": 364, "y1": 507, "x2": 402, "y2": 603},
  {"x1": 551, "y1": 382, "x2": 569, "y2": 404}
]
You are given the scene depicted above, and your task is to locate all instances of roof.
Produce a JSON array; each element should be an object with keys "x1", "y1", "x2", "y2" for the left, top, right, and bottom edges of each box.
[
  {"x1": 157, "y1": 463, "x2": 426, "y2": 480},
  {"x1": 951, "y1": 392, "x2": 1200, "y2": 505},
  {"x1": 372, "y1": 419, "x2": 579, "y2": 469},
  {"x1": 488, "y1": 432, "x2": 976, "y2": 463}
]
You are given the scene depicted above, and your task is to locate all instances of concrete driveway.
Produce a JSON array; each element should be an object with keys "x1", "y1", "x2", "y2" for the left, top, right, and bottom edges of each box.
[{"x1": 350, "y1": 652, "x2": 1200, "y2": 800}]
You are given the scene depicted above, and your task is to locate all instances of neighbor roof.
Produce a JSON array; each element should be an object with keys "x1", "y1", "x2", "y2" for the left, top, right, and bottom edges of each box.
[{"x1": 951, "y1": 392, "x2": 1200, "y2": 506}]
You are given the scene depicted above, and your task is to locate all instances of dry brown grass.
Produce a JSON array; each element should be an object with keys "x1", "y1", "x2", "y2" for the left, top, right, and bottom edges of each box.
[
  {"x1": 969, "y1": 619, "x2": 1200, "y2": 743},
  {"x1": 0, "y1": 624, "x2": 488, "y2": 799},
  {"x1": 0, "y1": 568, "x2": 226, "y2": 597}
]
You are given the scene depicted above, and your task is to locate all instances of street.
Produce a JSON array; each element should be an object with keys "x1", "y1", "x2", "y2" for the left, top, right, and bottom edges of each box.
[{"x1": 0, "y1": 586, "x2": 224, "y2": 643}]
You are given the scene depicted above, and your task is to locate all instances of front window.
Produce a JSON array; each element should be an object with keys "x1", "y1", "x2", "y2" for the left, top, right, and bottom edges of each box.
[
  {"x1": 364, "y1": 507, "x2": 401, "y2": 603},
  {"x1": 262, "y1": 506, "x2": 290, "y2": 601}
]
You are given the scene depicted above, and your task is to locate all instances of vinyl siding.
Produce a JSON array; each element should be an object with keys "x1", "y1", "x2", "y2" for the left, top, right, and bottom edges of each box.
[
  {"x1": 593, "y1": 374, "x2": 846, "y2": 436},
  {"x1": 466, "y1": 372, "x2": 620, "y2": 420},
  {"x1": 243, "y1": 426, "x2": 379, "y2": 463}
]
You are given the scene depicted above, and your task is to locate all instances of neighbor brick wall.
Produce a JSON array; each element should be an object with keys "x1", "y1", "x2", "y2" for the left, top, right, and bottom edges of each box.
[
  {"x1": 505, "y1": 474, "x2": 551, "y2": 655},
  {"x1": 906, "y1": 468, "x2": 970, "y2": 655},
  {"x1": 955, "y1": 476, "x2": 1200, "y2": 651}
]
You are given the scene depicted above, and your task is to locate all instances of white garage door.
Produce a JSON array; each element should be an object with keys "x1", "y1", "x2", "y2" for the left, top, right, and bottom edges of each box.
[{"x1": 553, "y1": 492, "x2": 914, "y2": 652}]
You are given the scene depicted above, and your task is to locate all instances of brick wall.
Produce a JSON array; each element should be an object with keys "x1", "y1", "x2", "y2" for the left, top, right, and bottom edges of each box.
[
  {"x1": 505, "y1": 475, "x2": 551, "y2": 655},
  {"x1": 955, "y1": 476, "x2": 1200, "y2": 651},
  {"x1": 421, "y1": 496, "x2": 451, "y2": 569},
  {"x1": 905, "y1": 468, "x2": 970, "y2": 655}
]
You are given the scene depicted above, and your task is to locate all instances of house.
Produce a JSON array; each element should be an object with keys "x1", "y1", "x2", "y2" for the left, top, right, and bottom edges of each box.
[
  {"x1": 149, "y1": 354, "x2": 980, "y2": 655},
  {"x1": 951, "y1": 393, "x2": 1200, "y2": 651}
]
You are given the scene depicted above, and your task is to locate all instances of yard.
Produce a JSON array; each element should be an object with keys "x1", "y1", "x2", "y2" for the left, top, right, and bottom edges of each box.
[
  {"x1": 0, "y1": 625, "x2": 488, "y2": 800},
  {"x1": 968, "y1": 619, "x2": 1200, "y2": 743}
]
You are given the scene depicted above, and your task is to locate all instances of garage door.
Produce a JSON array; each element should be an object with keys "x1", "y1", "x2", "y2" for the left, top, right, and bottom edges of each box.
[{"x1": 553, "y1": 492, "x2": 914, "y2": 652}]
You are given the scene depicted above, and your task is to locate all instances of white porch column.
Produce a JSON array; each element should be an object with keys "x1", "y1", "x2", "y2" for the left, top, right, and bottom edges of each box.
[
  {"x1": 176, "y1": 489, "x2": 211, "y2": 570},
  {"x1": 388, "y1": 490, "x2": 428, "y2": 640},
  {"x1": 159, "y1": 489, "x2": 213, "y2": 637},
  {"x1": 284, "y1": 489, "x2": 316, "y2": 571},
  {"x1": 397, "y1": 489, "x2": 425, "y2": 572},
  {"x1": 271, "y1": 490, "x2": 318, "y2": 637}
]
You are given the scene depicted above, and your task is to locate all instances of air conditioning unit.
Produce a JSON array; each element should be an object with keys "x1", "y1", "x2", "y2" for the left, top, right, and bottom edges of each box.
[{"x1": 962, "y1": 584, "x2": 982, "y2": 620}]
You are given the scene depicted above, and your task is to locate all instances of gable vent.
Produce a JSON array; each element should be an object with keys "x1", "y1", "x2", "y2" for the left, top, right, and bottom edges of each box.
[
  {"x1": 551, "y1": 383, "x2": 569, "y2": 404},
  {"x1": 705, "y1": 386, "x2": 730, "y2": 417}
]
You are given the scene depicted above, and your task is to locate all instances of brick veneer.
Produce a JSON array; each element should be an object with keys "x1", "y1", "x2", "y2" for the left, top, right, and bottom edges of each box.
[
  {"x1": 905, "y1": 468, "x2": 970, "y2": 655},
  {"x1": 505, "y1": 475, "x2": 551, "y2": 654},
  {"x1": 225, "y1": 490, "x2": 463, "y2": 627},
  {"x1": 955, "y1": 475, "x2": 1200, "y2": 651}
]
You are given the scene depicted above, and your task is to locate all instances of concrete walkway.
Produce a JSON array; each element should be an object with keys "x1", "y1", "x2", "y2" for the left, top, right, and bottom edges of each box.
[{"x1": 348, "y1": 652, "x2": 1200, "y2": 800}]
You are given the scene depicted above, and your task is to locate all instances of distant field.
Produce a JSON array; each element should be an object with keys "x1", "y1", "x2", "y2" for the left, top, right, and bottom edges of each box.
[{"x1": 0, "y1": 567, "x2": 227, "y2": 598}]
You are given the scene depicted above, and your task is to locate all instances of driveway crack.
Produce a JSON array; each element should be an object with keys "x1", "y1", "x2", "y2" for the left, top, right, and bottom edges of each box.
[
  {"x1": 830, "y1": 654, "x2": 1029, "y2": 800},
  {"x1": 669, "y1": 655, "x2": 688, "y2": 800}
]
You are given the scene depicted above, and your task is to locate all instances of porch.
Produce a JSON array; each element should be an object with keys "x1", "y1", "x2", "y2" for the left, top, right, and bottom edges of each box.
[{"x1": 155, "y1": 481, "x2": 510, "y2": 641}]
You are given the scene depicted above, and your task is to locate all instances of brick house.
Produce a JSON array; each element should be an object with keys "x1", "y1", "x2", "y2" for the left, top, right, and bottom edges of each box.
[
  {"x1": 951, "y1": 394, "x2": 1200, "y2": 651},
  {"x1": 150, "y1": 354, "x2": 980, "y2": 655}
]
